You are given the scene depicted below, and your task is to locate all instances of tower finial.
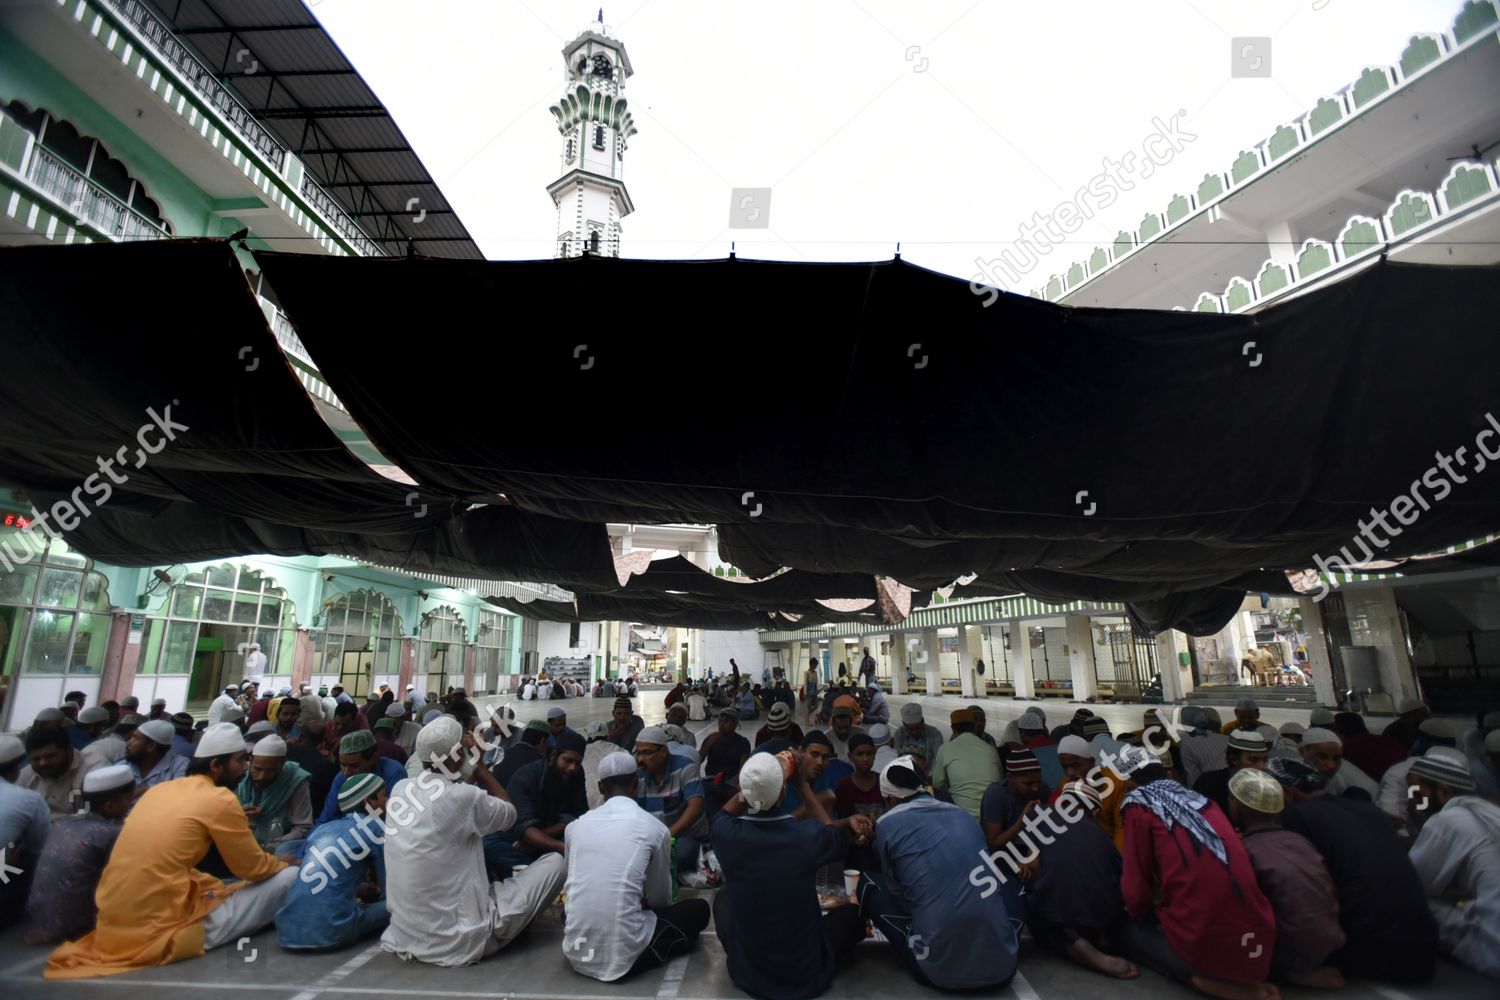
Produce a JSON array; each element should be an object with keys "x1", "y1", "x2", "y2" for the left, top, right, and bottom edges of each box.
[{"x1": 598, "y1": 7, "x2": 604, "y2": 24}]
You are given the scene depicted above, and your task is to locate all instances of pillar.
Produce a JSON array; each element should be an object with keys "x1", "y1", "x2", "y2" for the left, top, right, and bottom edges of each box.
[
  {"x1": 1299, "y1": 597, "x2": 1339, "y2": 707},
  {"x1": 1007, "y1": 620, "x2": 1036, "y2": 699},
  {"x1": 1339, "y1": 587, "x2": 1419, "y2": 705},
  {"x1": 961, "y1": 624, "x2": 984, "y2": 698},
  {"x1": 919, "y1": 629, "x2": 942, "y2": 696},
  {"x1": 464, "y1": 644, "x2": 477, "y2": 692},
  {"x1": 99, "y1": 612, "x2": 131, "y2": 701},
  {"x1": 292, "y1": 629, "x2": 314, "y2": 689},
  {"x1": 889, "y1": 631, "x2": 908, "y2": 695},
  {"x1": 398, "y1": 637, "x2": 414, "y2": 691},
  {"x1": 1156, "y1": 630, "x2": 1187, "y2": 702},
  {"x1": 1064, "y1": 615, "x2": 1099, "y2": 700}
]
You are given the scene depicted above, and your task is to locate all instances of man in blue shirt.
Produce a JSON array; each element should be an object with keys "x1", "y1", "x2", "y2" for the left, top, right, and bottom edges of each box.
[
  {"x1": 857, "y1": 756, "x2": 1019, "y2": 991},
  {"x1": 781, "y1": 731, "x2": 851, "y2": 819},
  {"x1": 731, "y1": 685, "x2": 758, "y2": 721},
  {"x1": 545, "y1": 707, "x2": 578, "y2": 751},
  {"x1": 634, "y1": 726, "x2": 707, "y2": 879},
  {"x1": 483, "y1": 731, "x2": 587, "y2": 878},
  {"x1": 315, "y1": 730, "x2": 407, "y2": 825},
  {"x1": 276, "y1": 771, "x2": 389, "y2": 951},
  {"x1": 712, "y1": 749, "x2": 874, "y2": 999}
]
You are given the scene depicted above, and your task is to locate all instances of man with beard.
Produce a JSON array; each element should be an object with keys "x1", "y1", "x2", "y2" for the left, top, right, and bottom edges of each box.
[
  {"x1": 235, "y1": 734, "x2": 312, "y2": 851},
  {"x1": 125, "y1": 719, "x2": 189, "y2": 795},
  {"x1": 484, "y1": 731, "x2": 588, "y2": 877},
  {"x1": 607, "y1": 696, "x2": 645, "y2": 751},
  {"x1": 44, "y1": 724, "x2": 298, "y2": 979},
  {"x1": 25, "y1": 764, "x2": 136, "y2": 944},
  {"x1": 20, "y1": 728, "x2": 107, "y2": 819}
]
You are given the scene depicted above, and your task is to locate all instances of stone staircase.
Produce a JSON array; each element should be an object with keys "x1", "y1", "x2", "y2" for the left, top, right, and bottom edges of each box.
[{"x1": 1185, "y1": 685, "x2": 1321, "y2": 709}]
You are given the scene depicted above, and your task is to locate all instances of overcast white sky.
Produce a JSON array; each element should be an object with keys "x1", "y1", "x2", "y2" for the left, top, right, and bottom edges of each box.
[{"x1": 313, "y1": 0, "x2": 1460, "y2": 288}]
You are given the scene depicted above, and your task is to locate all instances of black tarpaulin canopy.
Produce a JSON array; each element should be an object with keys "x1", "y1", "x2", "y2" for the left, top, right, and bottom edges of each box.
[{"x1": 3, "y1": 239, "x2": 1498, "y2": 633}]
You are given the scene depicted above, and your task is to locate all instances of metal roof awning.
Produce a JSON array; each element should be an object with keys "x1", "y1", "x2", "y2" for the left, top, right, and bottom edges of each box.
[{"x1": 142, "y1": 0, "x2": 483, "y2": 259}]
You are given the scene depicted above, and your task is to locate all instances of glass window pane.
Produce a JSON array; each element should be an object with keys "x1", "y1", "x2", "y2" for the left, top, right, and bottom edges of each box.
[
  {"x1": 21, "y1": 609, "x2": 74, "y2": 674},
  {"x1": 206, "y1": 565, "x2": 236, "y2": 589},
  {"x1": 0, "y1": 561, "x2": 40, "y2": 605},
  {"x1": 241, "y1": 569, "x2": 265, "y2": 592},
  {"x1": 137, "y1": 618, "x2": 162, "y2": 675},
  {"x1": 202, "y1": 589, "x2": 233, "y2": 622},
  {"x1": 325, "y1": 605, "x2": 345, "y2": 630},
  {"x1": 41, "y1": 540, "x2": 87, "y2": 568},
  {"x1": 232, "y1": 595, "x2": 259, "y2": 624},
  {"x1": 321, "y1": 635, "x2": 344, "y2": 673},
  {"x1": 163, "y1": 620, "x2": 198, "y2": 674},
  {"x1": 37, "y1": 568, "x2": 81, "y2": 609},
  {"x1": 373, "y1": 636, "x2": 392, "y2": 673},
  {"x1": 68, "y1": 612, "x2": 110, "y2": 674},
  {"x1": 184, "y1": 568, "x2": 207, "y2": 586},
  {"x1": 80, "y1": 572, "x2": 106, "y2": 610},
  {"x1": 259, "y1": 599, "x2": 280, "y2": 625},
  {"x1": 171, "y1": 587, "x2": 202, "y2": 619}
]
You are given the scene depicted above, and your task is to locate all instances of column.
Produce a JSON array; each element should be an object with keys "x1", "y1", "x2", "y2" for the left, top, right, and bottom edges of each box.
[
  {"x1": 1007, "y1": 620, "x2": 1036, "y2": 699},
  {"x1": 398, "y1": 638, "x2": 414, "y2": 690},
  {"x1": 1064, "y1": 615, "x2": 1099, "y2": 700},
  {"x1": 889, "y1": 631, "x2": 908, "y2": 695},
  {"x1": 464, "y1": 644, "x2": 477, "y2": 692},
  {"x1": 920, "y1": 629, "x2": 942, "y2": 696},
  {"x1": 1156, "y1": 630, "x2": 1186, "y2": 702},
  {"x1": 99, "y1": 613, "x2": 131, "y2": 701},
  {"x1": 292, "y1": 630, "x2": 314, "y2": 689},
  {"x1": 961, "y1": 624, "x2": 983, "y2": 698},
  {"x1": 1298, "y1": 597, "x2": 1338, "y2": 707},
  {"x1": 1340, "y1": 587, "x2": 1419, "y2": 705}
]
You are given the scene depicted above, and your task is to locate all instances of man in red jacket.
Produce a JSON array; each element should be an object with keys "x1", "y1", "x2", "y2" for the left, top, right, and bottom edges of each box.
[{"x1": 1114, "y1": 745, "x2": 1278, "y2": 1000}]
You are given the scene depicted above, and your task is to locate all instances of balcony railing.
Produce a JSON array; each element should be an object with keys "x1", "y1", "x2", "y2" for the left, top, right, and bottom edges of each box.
[
  {"x1": 24, "y1": 145, "x2": 168, "y2": 242},
  {"x1": 100, "y1": 0, "x2": 286, "y2": 171},
  {"x1": 298, "y1": 173, "x2": 383, "y2": 257},
  {"x1": 257, "y1": 297, "x2": 313, "y2": 365}
]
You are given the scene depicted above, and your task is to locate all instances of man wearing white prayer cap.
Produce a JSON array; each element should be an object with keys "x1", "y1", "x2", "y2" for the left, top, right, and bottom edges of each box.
[
  {"x1": 379, "y1": 715, "x2": 565, "y2": 966},
  {"x1": 25, "y1": 762, "x2": 137, "y2": 944},
  {"x1": 562, "y1": 751, "x2": 710, "y2": 980},
  {"x1": 45, "y1": 723, "x2": 297, "y2": 979},
  {"x1": 235, "y1": 734, "x2": 311, "y2": 851},
  {"x1": 125, "y1": 718, "x2": 189, "y2": 795},
  {"x1": 384, "y1": 700, "x2": 421, "y2": 756},
  {"x1": 709, "y1": 748, "x2": 875, "y2": 1000},
  {"x1": 1300, "y1": 727, "x2": 1379, "y2": 801},
  {"x1": 207, "y1": 685, "x2": 239, "y2": 726},
  {"x1": 243, "y1": 642, "x2": 267, "y2": 689}
]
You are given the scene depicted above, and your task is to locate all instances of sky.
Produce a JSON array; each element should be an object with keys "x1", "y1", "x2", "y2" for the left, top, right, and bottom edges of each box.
[{"x1": 312, "y1": 0, "x2": 1463, "y2": 290}]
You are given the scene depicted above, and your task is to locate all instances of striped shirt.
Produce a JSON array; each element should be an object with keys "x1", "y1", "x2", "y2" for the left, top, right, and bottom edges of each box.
[{"x1": 635, "y1": 755, "x2": 706, "y2": 837}]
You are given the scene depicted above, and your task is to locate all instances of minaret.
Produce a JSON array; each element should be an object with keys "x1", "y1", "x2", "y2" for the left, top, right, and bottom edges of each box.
[{"x1": 548, "y1": 12, "x2": 637, "y2": 258}]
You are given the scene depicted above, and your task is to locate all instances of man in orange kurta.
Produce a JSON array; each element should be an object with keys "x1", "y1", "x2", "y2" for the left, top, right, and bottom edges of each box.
[{"x1": 46, "y1": 723, "x2": 297, "y2": 980}]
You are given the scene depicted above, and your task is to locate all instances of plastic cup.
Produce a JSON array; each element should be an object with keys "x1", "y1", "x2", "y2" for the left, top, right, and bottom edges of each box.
[{"x1": 843, "y1": 869, "x2": 860, "y2": 897}]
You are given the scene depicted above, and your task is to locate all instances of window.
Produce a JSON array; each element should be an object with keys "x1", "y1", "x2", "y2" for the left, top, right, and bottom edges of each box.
[
  {"x1": 418, "y1": 606, "x2": 468, "y2": 695},
  {"x1": 315, "y1": 589, "x2": 403, "y2": 678},
  {"x1": 566, "y1": 137, "x2": 576, "y2": 163},
  {"x1": 475, "y1": 610, "x2": 516, "y2": 693},
  {"x1": 588, "y1": 231, "x2": 601, "y2": 254},
  {"x1": 0, "y1": 510, "x2": 113, "y2": 685},
  {"x1": 593, "y1": 124, "x2": 606, "y2": 150},
  {"x1": 143, "y1": 563, "x2": 295, "y2": 676}
]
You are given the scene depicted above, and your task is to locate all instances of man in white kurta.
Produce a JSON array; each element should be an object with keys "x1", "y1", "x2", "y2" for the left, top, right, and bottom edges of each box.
[
  {"x1": 206, "y1": 686, "x2": 239, "y2": 726},
  {"x1": 380, "y1": 717, "x2": 564, "y2": 966},
  {"x1": 1406, "y1": 751, "x2": 1500, "y2": 978}
]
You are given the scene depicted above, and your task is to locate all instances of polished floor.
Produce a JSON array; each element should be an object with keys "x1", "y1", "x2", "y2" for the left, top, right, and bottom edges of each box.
[{"x1": 1, "y1": 688, "x2": 1490, "y2": 1000}]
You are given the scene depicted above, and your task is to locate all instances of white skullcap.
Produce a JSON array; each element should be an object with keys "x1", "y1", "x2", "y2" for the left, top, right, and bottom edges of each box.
[
  {"x1": 246, "y1": 720, "x2": 275, "y2": 735},
  {"x1": 415, "y1": 715, "x2": 463, "y2": 768},
  {"x1": 34, "y1": 707, "x2": 64, "y2": 722},
  {"x1": 1279, "y1": 721, "x2": 1306, "y2": 737},
  {"x1": 1301, "y1": 727, "x2": 1341, "y2": 746},
  {"x1": 278, "y1": 686, "x2": 293, "y2": 696},
  {"x1": 868, "y1": 723, "x2": 892, "y2": 746},
  {"x1": 1309, "y1": 708, "x2": 1336, "y2": 726},
  {"x1": 151, "y1": 697, "x2": 167, "y2": 706},
  {"x1": 739, "y1": 753, "x2": 786, "y2": 813},
  {"x1": 82, "y1": 763, "x2": 136, "y2": 794},
  {"x1": 252, "y1": 734, "x2": 287, "y2": 758},
  {"x1": 0, "y1": 734, "x2": 24, "y2": 767},
  {"x1": 598, "y1": 751, "x2": 638, "y2": 781},
  {"x1": 78, "y1": 706, "x2": 110, "y2": 724},
  {"x1": 195, "y1": 722, "x2": 249, "y2": 757},
  {"x1": 1057, "y1": 735, "x2": 1092, "y2": 758},
  {"x1": 879, "y1": 755, "x2": 924, "y2": 800},
  {"x1": 386, "y1": 702, "x2": 406, "y2": 718},
  {"x1": 1018, "y1": 709, "x2": 1046, "y2": 731},
  {"x1": 636, "y1": 726, "x2": 670, "y2": 747},
  {"x1": 547, "y1": 707, "x2": 566, "y2": 720},
  {"x1": 137, "y1": 719, "x2": 175, "y2": 745},
  {"x1": 406, "y1": 684, "x2": 416, "y2": 690},
  {"x1": 300, "y1": 683, "x2": 313, "y2": 693}
]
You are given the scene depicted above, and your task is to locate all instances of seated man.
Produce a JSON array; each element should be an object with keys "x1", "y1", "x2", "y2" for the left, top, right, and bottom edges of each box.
[
  {"x1": 633, "y1": 726, "x2": 707, "y2": 881},
  {"x1": 1268, "y1": 757, "x2": 1438, "y2": 984},
  {"x1": 235, "y1": 735, "x2": 313, "y2": 851},
  {"x1": 272, "y1": 696, "x2": 302, "y2": 744},
  {"x1": 25, "y1": 763, "x2": 135, "y2": 944},
  {"x1": 1228, "y1": 769, "x2": 1346, "y2": 990},
  {"x1": 20, "y1": 728, "x2": 107, "y2": 819},
  {"x1": 607, "y1": 697, "x2": 645, "y2": 751},
  {"x1": 1406, "y1": 750, "x2": 1500, "y2": 978},
  {"x1": 1022, "y1": 780, "x2": 1137, "y2": 979},
  {"x1": 858, "y1": 756, "x2": 1019, "y2": 990},
  {"x1": 316, "y1": 730, "x2": 407, "y2": 825},
  {"x1": 563, "y1": 752, "x2": 710, "y2": 981},
  {"x1": 1115, "y1": 745, "x2": 1278, "y2": 1000},
  {"x1": 484, "y1": 731, "x2": 587, "y2": 878},
  {"x1": 825, "y1": 703, "x2": 866, "y2": 763},
  {"x1": 276, "y1": 771, "x2": 390, "y2": 952},
  {"x1": 125, "y1": 719, "x2": 189, "y2": 795},
  {"x1": 931, "y1": 708, "x2": 1001, "y2": 819},
  {"x1": 381, "y1": 716, "x2": 565, "y2": 966},
  {"x1": 782, "y1": 730, "x2": 852, "y2": 821},
  {"x1": 892, "y1": 704, "x2": 943, "y2": 774},
  {"x1": 372, "y1": 718, "x2": 409, "y2": 765},
  {"x1": 493, "y1": 720, "x2": 549, "y2": 787},
  {"x1": 0, "y1": 734, "x2": 50, "y2": 927},
  {"x1": 44, "y1": 724, "x2": 298, "y2": 980},
  {"x1": 713, "y1": 751, "x2": 875, "y2": 1000},
  {"x1": 1299, "y1": 727, "x2": 1379, "y2": 801},
  {"x1": 752, "y1": 703, "x2": 801, "y2": 754},
  {"x1": 701, "y1": 710, "x2": 751, "y2": 815},
  {"x1": 1192, "y1": 730, "x2": 1270, "y2": 815}
]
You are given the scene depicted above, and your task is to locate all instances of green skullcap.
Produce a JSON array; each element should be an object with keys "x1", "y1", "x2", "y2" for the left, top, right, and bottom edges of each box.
[{"x1": 339, "y1": 729, "x2": 377, "y2": 754}]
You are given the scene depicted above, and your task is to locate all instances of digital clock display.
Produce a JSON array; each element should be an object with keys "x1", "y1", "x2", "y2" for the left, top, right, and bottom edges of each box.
[{"x1": 3, "y1": 512, "x2": 34, "y2": 529}]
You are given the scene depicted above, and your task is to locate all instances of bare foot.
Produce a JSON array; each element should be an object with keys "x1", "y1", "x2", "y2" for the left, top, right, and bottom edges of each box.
[
  {"x1": 1068, "y1": 938, "x2": 1140, "y2": 979},
  {"x1": 1286, "y1": 967, "x2": 1345, "y2": 990},
  {"x1": 1189, "y1": 975, "x2": 1280, "y2": 1000}
]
